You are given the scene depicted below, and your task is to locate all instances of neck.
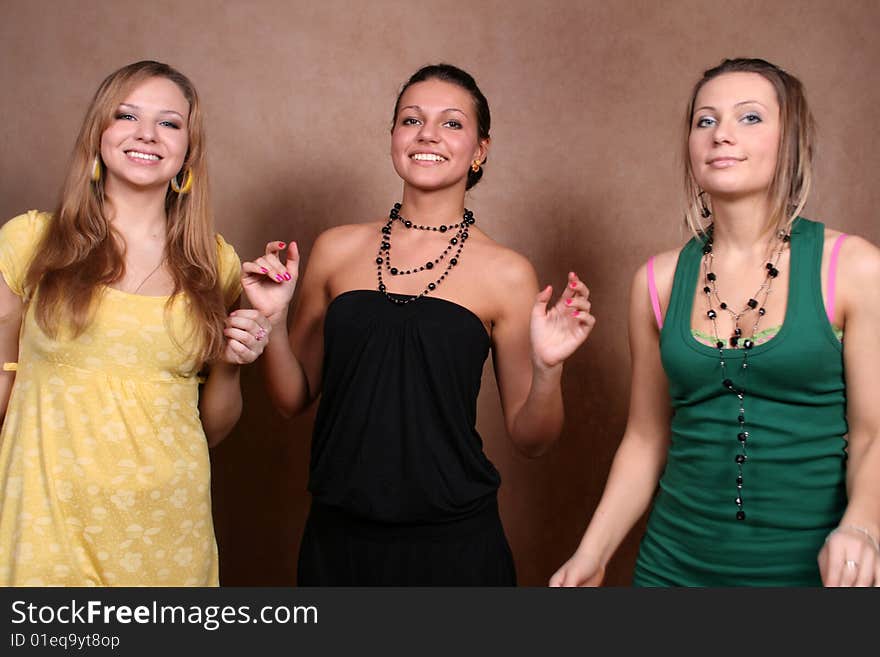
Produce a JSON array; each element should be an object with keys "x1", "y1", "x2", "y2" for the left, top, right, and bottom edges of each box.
[
  {"x1": 399, "y1": 184, "x2": 467, "y2": 227},
  {"x1": 104, "y1": 180, "x2": 168, "y2": 241},
  {"x1": 708, "y1": 195, "x2": 777, "y2": 256}
]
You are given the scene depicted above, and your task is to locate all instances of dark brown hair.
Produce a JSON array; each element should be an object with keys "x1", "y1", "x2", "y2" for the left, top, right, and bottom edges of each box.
[{"x1": 392, "y1": 64, "x2": 491, "y2": 190}]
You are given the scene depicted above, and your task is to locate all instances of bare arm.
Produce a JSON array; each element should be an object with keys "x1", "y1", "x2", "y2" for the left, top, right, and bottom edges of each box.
[
  {"x1": 492, "y1": 257, "x2": 595, "y2": 457},
  {"x1": 243, "y1": 234, "x2": 334, "y2": 419},
  {"x1": 550, "y1": 260, "x2": 673, "y2": 586},
  {"x1": 199, "y1": 301, "x2": 272, "y2": 447},
  {"x1": 0, "y1": 276, "x2": 22, "y2": 422},
  {"x1": 819, "y1": 236, "x2": 880, "y2": 586}
]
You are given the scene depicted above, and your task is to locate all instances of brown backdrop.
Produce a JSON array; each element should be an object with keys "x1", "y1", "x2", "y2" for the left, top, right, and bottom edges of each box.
[{"x1": 1, "y1": 0, "x2": 878, "y2": 586}]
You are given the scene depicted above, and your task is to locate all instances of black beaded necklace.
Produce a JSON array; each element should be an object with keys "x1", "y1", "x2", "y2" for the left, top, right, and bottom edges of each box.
[
  {"x1": 375, "y1": 202, "x2": 475, "y2": 305},
  {"x1": 700, "y1": 226, "x2": 790, "y2": 521}
]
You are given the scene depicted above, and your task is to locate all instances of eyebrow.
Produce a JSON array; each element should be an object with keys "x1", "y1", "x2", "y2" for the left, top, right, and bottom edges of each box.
[
  {"x1": 399, "y1": 104, "x2": 466, "y2": 116},
  {"x1": 119, "y1": 103, "x2": 185, "y2": 119},
  {"x1": 695, "y1": 100, "x2": 769, "y2": 113}
]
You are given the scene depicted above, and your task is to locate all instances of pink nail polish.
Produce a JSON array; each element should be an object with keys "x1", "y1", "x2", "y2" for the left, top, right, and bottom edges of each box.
[
  {"x1": 565, "y1": 299, "x2": 572, "y2": 306},
  {"x1": 278, "y1": 242, "x2": 286, "y2": 248},
  {"x1": 283, "y1": 272, "x2": 291, "y2": 281},
  {"x1": 570, "y1": 282, "x2": 577, "y2": 289},
  {"x1": 275, "y1": 274, "x2": 283, "y2": 282},
  {"x1": 572, "y1": 310, "x2": 579, "y2": 317},
  {"x1": 260, "y1": 267, "x2": 268, "y2": 273}
]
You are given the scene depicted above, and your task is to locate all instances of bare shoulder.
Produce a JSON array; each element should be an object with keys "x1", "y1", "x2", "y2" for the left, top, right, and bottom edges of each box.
[
  {"x1": 308, "y1": 221, "x2": 384, "y2": 283},
  {"x1": 825, "y1": 228, "x2": 880, "y2": 278},
  {"x1": 643, "y1": 247, "x2": 681, "y2": 285},
  {"x1": 311, "y1": 221, "x2": 382, "y2": 257},
  {"x1": 826, "y1": 230, "x2": 880, "y2": 328},
  {"x1": 632, "y1": 246, "x2": 681, "y2": 303},
  {"x1": 468, "y1": 229, "x2": 538, "y2": 292}
]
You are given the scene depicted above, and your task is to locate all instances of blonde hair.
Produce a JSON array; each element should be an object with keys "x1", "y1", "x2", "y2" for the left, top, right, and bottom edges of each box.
[
  {"x1": 25, "y1": 60, "x2": 228, "y2": 365},
  {"x1": 683, "y1": 58, "x2": 815, "y2": 238}
]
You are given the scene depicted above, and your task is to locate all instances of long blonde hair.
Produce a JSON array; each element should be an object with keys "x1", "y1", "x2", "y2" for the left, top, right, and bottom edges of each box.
[
  {"x1": 25, "y1": 60, "x2": 228, "y2": 365},
  {"x1": 683, "y1": 58, "x2": 816, "y2": 238}
]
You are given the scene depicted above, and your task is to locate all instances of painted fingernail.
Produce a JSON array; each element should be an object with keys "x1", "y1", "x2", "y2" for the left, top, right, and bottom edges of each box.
[
  {"x1": 275, "y1": 274, "x2": 283, "y2": 282},
  {"x1": 260, "y1": 267, "x2": 268, "y2": 273},
  {"x1": 278, "y1": 242, "x2": 286, "y2": 248},
  {"x1": 572, "y1": 310, "x2": 579, "y2": 317},
  {"x1": 565, "y1": 299, "x2": 572, "y2": 306},
  {"x1": 570, "y1": 283, "x2": 577, "y2": 289},
  {"x1": 283, "y1": 272, "x2": 291, "y2": 281}
]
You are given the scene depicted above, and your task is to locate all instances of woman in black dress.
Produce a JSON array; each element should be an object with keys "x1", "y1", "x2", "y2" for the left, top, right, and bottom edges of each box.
[{"x1": 243, "y1": 64, "x2": 595, "y2": 585}]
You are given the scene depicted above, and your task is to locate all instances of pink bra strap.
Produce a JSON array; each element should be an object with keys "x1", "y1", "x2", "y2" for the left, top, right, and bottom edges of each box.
[
  {"x1": 647, "y1": 256, "x2": 663, "y2": 329},
  {"x1": 826, "y1": 233, "x2": 848, "y2": 324}
]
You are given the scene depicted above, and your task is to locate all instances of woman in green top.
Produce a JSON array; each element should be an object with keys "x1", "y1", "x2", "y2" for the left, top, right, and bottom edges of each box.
[{"x1": 551, "y1": 58, "x2": 880, "y2": 586}]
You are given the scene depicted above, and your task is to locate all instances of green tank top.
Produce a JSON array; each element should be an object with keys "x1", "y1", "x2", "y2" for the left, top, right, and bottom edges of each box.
[{"x1": 634, "y1": 218, "x2": 847, "y2": 586}]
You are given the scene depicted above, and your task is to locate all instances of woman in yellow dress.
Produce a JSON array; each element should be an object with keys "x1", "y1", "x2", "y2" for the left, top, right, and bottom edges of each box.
[{"x1": 0, "y1": 60, "x2": 269, "y2": 586}]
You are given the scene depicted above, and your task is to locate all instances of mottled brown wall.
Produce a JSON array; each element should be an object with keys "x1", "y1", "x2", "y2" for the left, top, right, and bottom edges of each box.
[{"x1": 1, "y1": 0, "x2": 878, "y2": 586}]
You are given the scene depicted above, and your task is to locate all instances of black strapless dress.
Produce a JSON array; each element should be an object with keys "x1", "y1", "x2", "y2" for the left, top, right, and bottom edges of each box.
[{"x1": 297, "y1": 290, "x2": 516, "y2": 585}]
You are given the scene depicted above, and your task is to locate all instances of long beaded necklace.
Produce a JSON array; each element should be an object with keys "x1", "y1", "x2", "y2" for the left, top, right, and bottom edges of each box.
[
  {"x1": 375, "y1": 202, "x2": 475, "y2": 305},
  {"x1": 700, "y1": 226, "x2": 790, "y2": 521}
]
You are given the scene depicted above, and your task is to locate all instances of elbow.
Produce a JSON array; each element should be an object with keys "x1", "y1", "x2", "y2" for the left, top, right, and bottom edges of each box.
[
  {"x1": 509, "y1": 426, "x2": 561, "y2": 459},
  {"x1": 269, "y1": 394, "x2": 298, "y2": 420},
  {"x1": 275, "y1": 405, "x2": 295, "y2": 421},
  {"x1": 204, "y1": 411, "x2": 242, "y2": 448},
  {"x1": 507, "y1": 413, "x2": 563, "y2": 458},
  {"x1": 515, "y1": 442, "x2": 554, "y2": 459},
  {"x1": 267, "y1": 385, "x2": 311, "y2": 420},
  {"x1": 206, "y1": 431, "x2": 227, "y2": 449},
  {"x1": 202, "y1": 402, "x2": 243, "y2": 449}
]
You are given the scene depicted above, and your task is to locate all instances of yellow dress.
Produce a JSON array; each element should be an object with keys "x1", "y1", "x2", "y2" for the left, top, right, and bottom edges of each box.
[{"x1": 0, "y1": 211, "x2": 240, "y2": 586}]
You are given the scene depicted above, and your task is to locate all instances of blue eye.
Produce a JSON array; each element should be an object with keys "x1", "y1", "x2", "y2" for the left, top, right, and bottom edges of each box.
[
  {"x1": 695, "y1": 116, "x2": 716, "y2": 128},
  {"x1": 741, "y1": 112, "x2": 762, "y2": 124},
  {"x1": 159, "y1": 120, "x2": 181, "y2": 129}
]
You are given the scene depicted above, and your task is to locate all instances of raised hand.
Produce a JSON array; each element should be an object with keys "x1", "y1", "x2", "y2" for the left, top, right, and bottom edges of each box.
[
  {"x1": 531, "y1": 272, "x2": 595, "y2": 369},
  {"x1": 221, "y1": 309, "x2": 272, "y2": 365},
  {"x1": 241, "y1": 241, "x2": 300, "y2": 327}
]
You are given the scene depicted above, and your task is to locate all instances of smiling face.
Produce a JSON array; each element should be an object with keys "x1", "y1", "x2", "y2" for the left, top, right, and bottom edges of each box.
[
  {"x1": 688, "y1": 72, "x2": 781, "y2": 202},
  {"x1": 99, "y1": 76, "x2": 190, "y2": 193},
  {"x1": 390, "y1": 78, "x2": 488, "y2": 193}
]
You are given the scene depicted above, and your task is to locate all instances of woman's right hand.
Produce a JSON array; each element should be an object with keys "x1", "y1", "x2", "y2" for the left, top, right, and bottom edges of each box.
[
  {"x1": 548, "y1": 550, "x2": 606, "y2": 587},
  {"x1": 241, "y1": 241, "x2": 300, "y2": 327}
]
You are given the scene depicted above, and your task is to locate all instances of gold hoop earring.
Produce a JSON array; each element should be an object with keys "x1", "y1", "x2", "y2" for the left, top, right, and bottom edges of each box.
[
  {"x1": 471, "y1": 159, "x2": 481, "y2": 173},
  {"x1": 171, "y1": 170, "x2": 193, "y2": 194},
  {"x1": 91, "y1": 156, "x2": 102, "y2": 183}
]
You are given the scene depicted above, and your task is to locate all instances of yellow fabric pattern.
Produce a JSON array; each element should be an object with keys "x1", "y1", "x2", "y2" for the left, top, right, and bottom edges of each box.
[{"x1": 0, "y1": 211, "x2": 241, "y2": 586}]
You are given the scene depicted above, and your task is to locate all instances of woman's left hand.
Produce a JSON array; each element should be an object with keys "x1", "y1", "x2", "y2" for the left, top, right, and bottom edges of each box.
[
  {"x1": 221, "y1": 309, "x2": 272, "y2": 365},
  {"x1": 531, "y1": 271, "x2": 596, "y2": 370},
  {"x1": 818, "y1": 524, "x2": 880, "y2": 587}
]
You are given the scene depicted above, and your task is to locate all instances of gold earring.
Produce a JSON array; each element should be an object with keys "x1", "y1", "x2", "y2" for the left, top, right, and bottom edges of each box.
[
  {"x1": 171, "y1": 170, "x2": 193, "y2": 194},
  {"x1": 471, "y1": 159, "x2": 481, "y2": 173},
  {"x1": 91, "y1": 156, "x2": 102, "y2": 183}
]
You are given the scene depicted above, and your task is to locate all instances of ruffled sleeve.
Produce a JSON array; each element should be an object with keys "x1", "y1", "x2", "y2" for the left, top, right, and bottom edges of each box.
[
  {"x1": 0, "y1": 210, "x2": 51, "y2": 298},
  {"x1": 215, "y1": 233, "x2": 242, "y2": 308}
]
